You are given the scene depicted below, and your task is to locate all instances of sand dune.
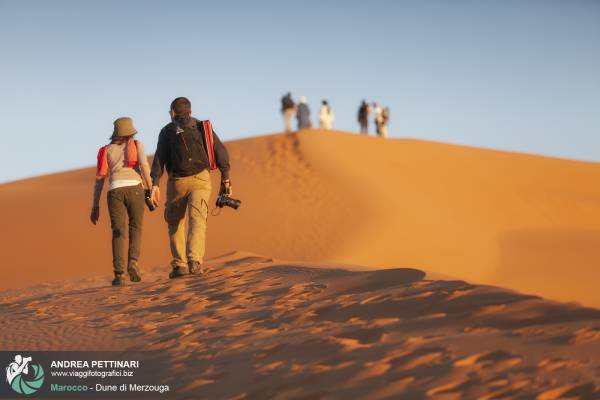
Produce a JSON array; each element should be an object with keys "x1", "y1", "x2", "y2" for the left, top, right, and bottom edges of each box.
[
  {"x1": 3, "y1": 130, "x2": 600, "y2": 398},
  {"x1": 2, "y1": 252, "x2": 600, "y2": 399},
  {"x1": 1, "y1": 130, "x2": 600, "y2": 307}
]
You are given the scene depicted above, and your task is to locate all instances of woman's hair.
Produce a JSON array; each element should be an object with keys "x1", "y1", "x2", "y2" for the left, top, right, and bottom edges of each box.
[{"x1": 109, "y1": 133, "x2": 136, "y2": 144}]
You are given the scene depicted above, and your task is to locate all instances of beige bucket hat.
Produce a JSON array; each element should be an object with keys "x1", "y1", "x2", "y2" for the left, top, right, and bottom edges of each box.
[{"x1": 113, "y1": 117, "x2": 138, "y2": 137}]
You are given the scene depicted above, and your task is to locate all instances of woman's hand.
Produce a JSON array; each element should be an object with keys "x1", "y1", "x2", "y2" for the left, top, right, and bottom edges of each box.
[
  {"x1": 90, "y1": 206, "x2": 100, "y2": 225},
  {"x1": 151, "y1": 186, "x2": 160, "y2": 207}
]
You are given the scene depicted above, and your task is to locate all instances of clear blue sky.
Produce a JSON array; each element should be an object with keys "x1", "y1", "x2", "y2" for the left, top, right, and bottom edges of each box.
[{"x1": 1, "y1": 0, "x2": 599, "y2": 183}]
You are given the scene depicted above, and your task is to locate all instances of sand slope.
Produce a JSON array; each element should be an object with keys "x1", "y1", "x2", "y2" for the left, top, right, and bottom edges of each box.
[
  {"x1": 2, "y1": 253, "x2": 600, "y2": 399},
  {"x1": 1, "y1": 130, "x2": 600, "y2": 307}
]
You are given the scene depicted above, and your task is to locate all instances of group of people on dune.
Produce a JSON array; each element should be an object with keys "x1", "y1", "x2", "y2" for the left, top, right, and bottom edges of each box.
[
  {"x1": 358, "y1": 100, "x2": 390, "y2": 138},
  {"x1": 281, "y1": 92, "x2": 390, "y2": 138},
  {"x1": 90, "y1": 97, "x2": 232, "y2": 286},
  {"x1": 281, "y1": 93, "x2": 335, "y2": 132}
]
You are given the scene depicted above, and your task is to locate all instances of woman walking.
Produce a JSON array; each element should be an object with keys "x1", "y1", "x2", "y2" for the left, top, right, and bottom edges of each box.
[{"x1": 90, "y1": 117, "x2": 153, "y2": 286}]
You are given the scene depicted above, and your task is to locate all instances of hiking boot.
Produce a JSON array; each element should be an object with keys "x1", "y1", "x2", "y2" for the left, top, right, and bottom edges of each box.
[
  {"x1": 112, "y1": 273, "x2": 125, "y2": 286},
  {"x1": 127, "y1": 261, "x2": 142, "y2": 282},
  {"x1": 188, "y1": 261, "x2": 206, "y2": 275},
  {"x1": 169, "y1": 265, "x2": 188, "y2": 279}
]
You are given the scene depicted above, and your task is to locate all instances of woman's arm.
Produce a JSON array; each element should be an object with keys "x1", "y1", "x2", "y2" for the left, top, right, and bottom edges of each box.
[
  {"x1": 136, "y1": 140, "x2": 153, "y2": 190},
  {"x1": 91, "y1": 178, "x2": 104, "y2": 224},
  {"x1": 92, "y1": 178, "x2": 105, "y2": 208}
]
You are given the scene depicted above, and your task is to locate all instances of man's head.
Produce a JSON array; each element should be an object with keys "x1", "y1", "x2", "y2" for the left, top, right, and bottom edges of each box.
[
  {"x1": 170, "y1": 97, "x2": 192, "y2": 121},
  {"x1": 14, "y1": 355, "x2": 22, "y2": 364}
]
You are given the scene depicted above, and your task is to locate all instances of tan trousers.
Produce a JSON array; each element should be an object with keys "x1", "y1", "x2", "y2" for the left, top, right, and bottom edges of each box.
[{"x1": 165, "y1": 170, "x2": 211, "y2": 268}]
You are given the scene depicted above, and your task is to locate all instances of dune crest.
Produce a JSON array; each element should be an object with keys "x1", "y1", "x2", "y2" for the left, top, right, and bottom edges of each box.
[{"x1": 1, "y1": 130, "x2": 600, "y2": 307}]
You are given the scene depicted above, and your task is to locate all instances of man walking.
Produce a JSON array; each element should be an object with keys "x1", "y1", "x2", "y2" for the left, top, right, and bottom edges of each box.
[
  {"x1": 296, "y1": 96, "x2": 311, "y2": 130},
  {"x1": 373, "y1": 102, "x2": 383, "y2": 136},
  {"x1": 381, "y1": 107, "x2": 390, "y2": 138},
  {"x1": 357, "y1": 100, "x2": 370, "y2": 134},
  {"x1": 151, "y1": 97, "x2": 231, "y2": 278},
  {"x1": 281, "y1": 92, "x2": 296, "y2": 132}
]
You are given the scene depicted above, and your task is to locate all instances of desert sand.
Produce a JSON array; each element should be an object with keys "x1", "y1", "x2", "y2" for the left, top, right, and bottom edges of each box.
[
  {"x1": 1, "y1": 130, "x2": 600, "y2": 398},
  {"x1": 1, "y1": 130, "x2": 600, "y2": 306},
  {"x1": 1, "y1": 252, "x2": 600, "y2": 398}
]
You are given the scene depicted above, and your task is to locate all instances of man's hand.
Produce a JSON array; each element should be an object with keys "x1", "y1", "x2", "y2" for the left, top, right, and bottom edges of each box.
[
  {"x1": 90, "y1": 206, "x2": 99, "y2": 225},
  {"x1": 151, "y1": 186, "x2": 160, "y2": 207},
  {"x1": 220, "y1": 179, "x2": 232, "y2": 196}
]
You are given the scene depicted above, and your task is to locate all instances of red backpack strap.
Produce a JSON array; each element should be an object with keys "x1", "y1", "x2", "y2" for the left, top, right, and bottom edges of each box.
[
  {"x1": 96, "y1": 145, "x2": 109, "y2": 179},
  {"x1": 126, "y1": 138, "x2": 139, "y2": 168},
  {"x1": 201, "y1": 120, "x2": 217, "y2": 170}
]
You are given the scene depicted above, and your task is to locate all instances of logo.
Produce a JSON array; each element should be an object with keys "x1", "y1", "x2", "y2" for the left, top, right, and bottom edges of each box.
[{"x1": 5, "y1": 354, "x2": 45, "y2": 395}]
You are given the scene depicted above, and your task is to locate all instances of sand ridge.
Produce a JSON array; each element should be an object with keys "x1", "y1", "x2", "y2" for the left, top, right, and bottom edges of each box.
[{"x1": 1, "y1": 252, "x2": 600, "y2": 399}]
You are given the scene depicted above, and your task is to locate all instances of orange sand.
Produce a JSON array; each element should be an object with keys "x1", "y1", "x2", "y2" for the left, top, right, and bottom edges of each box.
[
  {"x1": 1, "y1": 252, "x2": 599, "y2": 398},
  {"x1": 2, "y1": 130, "x2": 600, "y2": 398},
  {"x1": 1, "y1": 130, "x2": 599, "y2": 306}
]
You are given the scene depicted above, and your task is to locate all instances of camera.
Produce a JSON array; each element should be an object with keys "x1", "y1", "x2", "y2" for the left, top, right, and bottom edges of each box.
[
  {"x1": 216, "y1": 194, "x2": 241, "y2": 210},
  {"x1": 144, "y1": 190, "x2": 156, "y2": 212}
]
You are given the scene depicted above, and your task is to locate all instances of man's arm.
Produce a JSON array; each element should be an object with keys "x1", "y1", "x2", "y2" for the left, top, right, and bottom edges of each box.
[
  {"x1": 151, "y1": 128, "x2": 169, "y2": 187},
  {"x1": 212, "y1": 131, "x2": 231, "y2": 195},
  {"x1": 212, "y1": 131, "x2": 230, "y2": 181},
  {"x1": 150, "y1": 128, "x2": 169, "y2": 206}
]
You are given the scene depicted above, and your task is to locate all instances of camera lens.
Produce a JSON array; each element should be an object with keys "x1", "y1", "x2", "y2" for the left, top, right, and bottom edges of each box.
[{"x1": 217, "y1": 195, "x2": 241, "y2": 210}]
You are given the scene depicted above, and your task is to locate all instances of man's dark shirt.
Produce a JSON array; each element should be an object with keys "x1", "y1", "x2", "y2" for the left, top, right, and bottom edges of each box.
[
  {"x1": 281, "y1": 96, "x2": 295, "y2": 112},
  {"x1": 151, "y1": 118, "x2": 230, "y2": 186}
]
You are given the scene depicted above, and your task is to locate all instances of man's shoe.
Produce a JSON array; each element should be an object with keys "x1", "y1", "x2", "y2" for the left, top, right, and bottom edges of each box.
[
  {"x1": 188, "y1": 261, "x2": 206, "y2": 275},
  {"x1": 169, "y1": 266, "x2": 188, "y2": 279},
  {"x1": 127, "y1": 261, "x2": 142, "y2": 282},
  {"x1": 112, "y1": 273, "x2": 125, "y2": 286}
]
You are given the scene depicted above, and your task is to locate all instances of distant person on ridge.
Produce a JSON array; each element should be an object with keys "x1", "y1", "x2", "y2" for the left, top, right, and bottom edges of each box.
[
  {"x1": 380, "y1": 107, "x2": 390, "y2": 138},
  {"x1": 373, "y1": 102, "x2": 383, "y2": 136},
  {"x1": 357, "y1": 100, "x2": 370, "y2": 134},
  {"x1": 90, "y1": 117, "x2": 152, "y2": 286},
  {"x1": 296, "y1": 96, "x2": 311, "y2": 130},
  {"x1": 319, "y1": 100, "x2": 334, "y2": 130},
  {"x1": 281, "y1": 92, "x2": 296, "y2": 132},
  {"x1": 150, "y1": 97, "x2": 231, "y2": 279}
]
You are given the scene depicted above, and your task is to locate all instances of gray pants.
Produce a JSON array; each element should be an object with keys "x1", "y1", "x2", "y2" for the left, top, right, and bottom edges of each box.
[{"x1": 107, "y1": 184, "x2": 145, "y2": 273}]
